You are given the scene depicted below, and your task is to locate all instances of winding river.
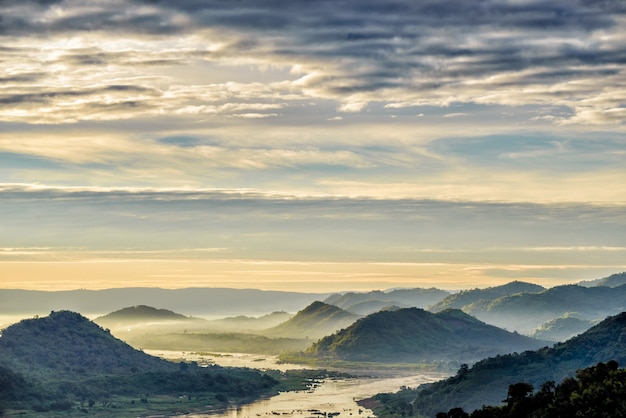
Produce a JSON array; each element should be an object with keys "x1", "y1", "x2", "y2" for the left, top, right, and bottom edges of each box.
[{"x1": 147, "y1": 351, "x2": 448, "y2": 418}]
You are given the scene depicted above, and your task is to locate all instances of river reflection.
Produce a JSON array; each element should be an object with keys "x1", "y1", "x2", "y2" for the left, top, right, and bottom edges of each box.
[{"x1": 147, "y1": 350, "x2": 448, "y2": 418}]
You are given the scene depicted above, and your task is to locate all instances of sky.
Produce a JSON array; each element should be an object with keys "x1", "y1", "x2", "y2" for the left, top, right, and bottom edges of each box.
[{"x1": 0, "y1": 0, "x2": 625, "y2": 292}]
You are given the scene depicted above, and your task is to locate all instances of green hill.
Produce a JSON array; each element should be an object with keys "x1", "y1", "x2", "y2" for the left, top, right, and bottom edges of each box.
[
  {"x1": 429, "y1": 281, "x2": 545, "y2": 313},
  {"x1": 264, "y1": 301, "x2": 360, "y2": 339},
  {"x1": 305, "y1": 308, "x2": 546, "y2": 364},
  {"x1": 373, "y1": 311, "x2": 626, "y2": 417},
  {"x1": 0, "y1": 311, "x2": 282, "y2": 415}
]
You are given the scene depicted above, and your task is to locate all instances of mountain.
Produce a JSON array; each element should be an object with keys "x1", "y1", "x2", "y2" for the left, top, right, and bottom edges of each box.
[
  {"x1": 373, "y1": 311, "x2": 626, "y2": 417},
  {"x1": 529, "y1": 314, "x2": 594, "y2": 342},
  {"x1": 207, "y1": 311, "x2": 294, "y2": 331},
  {"x1": 465, "y1": 284, "x2": 626, "y2": 334},
  {"x1": 0, "y1": 311, "x2": 281, "y2": 415},
  {"x1": 579, "y1": 271, "x2": 626, "y2": 288},
  {"x1": 306, "y1": 308, "x2": 547, "y2": 363},
  {"x1": 0, "y1": 287, "x2": 331, "y2": 316},
  {"x1": 95, "y1": 305, "x2": 198, "y2": 328},
  {"x1": 429, "y1": 281, "x2": 545, "y2": 313},
  {"x1": 0, "y1": 310, "x2": 174, "y2": 375},
  {"x1": 324, "y1": 288, "x2": 449, "y2": 315},
  {"x1": 264, "y1": 301, "x2": 360, "y2": 339}
]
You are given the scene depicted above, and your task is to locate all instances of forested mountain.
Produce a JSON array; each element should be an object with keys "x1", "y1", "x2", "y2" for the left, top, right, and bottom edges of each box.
[
  {"x1": 429, "y1": 281, "x2": 544, "y2": 313},
  {"x1": 264, "y1": 301, "x2": 360, "y2": 339},
  {"x1": 0, "y1": 311, "x2": 282, "y2": 415},
  {"x1": 324, "y1": 288, "x2": 449, "y2": 315},
  {"x1": 579, "y1": 271, "x2": 626, "y2": 288},
  {"x1": 373, "y1": 311, "x2": 626, "y2": 417},
  {"x1": 305, "y1": 308, "x2": 547, "y2": 363},
  {"x1": 466, "y1": 284, "x2": 626, "y2": 334}
]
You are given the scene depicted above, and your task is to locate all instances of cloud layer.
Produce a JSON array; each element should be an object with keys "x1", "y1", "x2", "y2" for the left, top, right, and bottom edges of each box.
[{"x1": 1, "y1": 1, "x2": 625, "y2": 289}]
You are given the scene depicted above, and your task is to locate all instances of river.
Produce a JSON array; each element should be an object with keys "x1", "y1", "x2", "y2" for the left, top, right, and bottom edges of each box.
[{"x1": 146, "y1": 350, "x2": 449, "y2": 418}]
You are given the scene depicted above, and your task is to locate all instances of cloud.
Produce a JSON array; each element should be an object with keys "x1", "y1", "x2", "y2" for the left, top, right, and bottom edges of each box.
[{"x1": 0, "y1": 0, "x2": 624, "y2": 126}]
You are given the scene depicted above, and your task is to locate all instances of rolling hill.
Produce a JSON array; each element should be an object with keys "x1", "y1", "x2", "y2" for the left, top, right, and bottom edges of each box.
[
  {"x1": 305, "y1": 308, "x2": 547, "y2": 363},
  {"x1": 264, "y1": 301, "x2": 360, "y2": 339},
  {"x1": 374, "y1": 311, "x2": 626, "y2": 417}
]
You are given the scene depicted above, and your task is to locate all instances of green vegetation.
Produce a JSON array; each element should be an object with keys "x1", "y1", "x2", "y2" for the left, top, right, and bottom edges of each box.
[
  {"x1": 0, "y1": 311, "x2": 328, "y2": 417},
  {"x1": 371, "y1": 312, "x2": 626, "y2": 417},
  {"x1": 378, "y1": 361, "x2": 626, "y2": 418},
  {"x1": 298, "y1": 308, "x2": 546, "y2": 364}
]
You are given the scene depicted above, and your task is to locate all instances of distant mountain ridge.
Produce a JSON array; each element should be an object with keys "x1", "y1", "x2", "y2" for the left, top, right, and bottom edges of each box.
[
  {"x1": 324, "y1": 288, "x2": 449, "y2": 315},
  {"x1": 466, "y1": 284, "x2": 626, "y2": 333},
  {"x1": 306, "y1": 308, "x2": 547, "y2": 363},
  {"x1": 0, "y1": 287, "x2": 331, "y2": 316},
  {"x1": 429, "y1": 281, "x2": 545, "y2": 313},
  {"x1": 96, "y1": 305, "x2": 194, "y2": 324},
  {"x1": 579, "y1": 271, "x2": 626, "y2": 288},
  {"x1": 264, "y1": 301, "x2": 359, "y2": 339},
  {"x1": 376, "y1": 311, "x2": 626, "y2": 417}
]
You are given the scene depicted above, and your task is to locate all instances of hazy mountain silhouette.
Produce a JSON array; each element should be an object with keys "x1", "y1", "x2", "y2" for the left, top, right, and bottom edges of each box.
[
  {"x1": 0, "y1": 287, "x2": 331, "y2": 316},
  {"x1": 529, "y1": 314, "x2": 595, "y2": 342},
  {"x1": 324, "y1": 288, "x2": 449, "y2": 315},
  {"x1": 465, "y1": 284, "x2": 626, "y2": 334},
  {"x1": 377, "y1": 311, "x2": 626, "y2": 417},
  {"x1": 429, "y1": 281, "x2": 545, "y2": 313},
  {"x1": 579, "y1": 271, "x2": 626, "y2": 288},
  {"x1": 306, "y1": 308, "x2": 547, "y2": 363},
  {"x1": 95, "y1": 305, "x2": 198, "y2": 328},
  {"x1": 264, "y1": 301, "x2": 360, "y2": 339}
]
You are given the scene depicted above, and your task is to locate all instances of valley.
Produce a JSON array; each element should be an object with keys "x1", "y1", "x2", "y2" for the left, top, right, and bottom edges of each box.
[{"x1": 1, "y1": 271, "x2": 625, "y2": 417}]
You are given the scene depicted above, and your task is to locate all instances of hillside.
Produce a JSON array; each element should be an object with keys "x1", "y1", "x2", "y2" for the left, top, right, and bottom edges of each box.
[
  {"x1": 529, "y1": 314, "x2": 594, "y2": 342},
  {"x1": 324, "y1": 288, "x2": 449, "y2": 315},
  {"x1": 374, "y1": 311, "x2": 626, "y2": 417},
  {"x1": 95, "y1": 305, "x2": 197, "y2": 327},
  {"x1": 305, "y1": 308, "x2": 547, "y2": 364},
  {"x1": 579, "y1": 271, "x2": 626, "y2": 288},
  {"x1": 0, "y1": 311, "x2": 283, "y2": 415},
  {"x1": 264, "y1": 301, "x2": 360, "y2": 339},
  {"x1": 429, "y1": 281, "x2": 545, "y2": 313},
  {"x1": 466, "y1": 284, "x2": 626, "y2": 333}
]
